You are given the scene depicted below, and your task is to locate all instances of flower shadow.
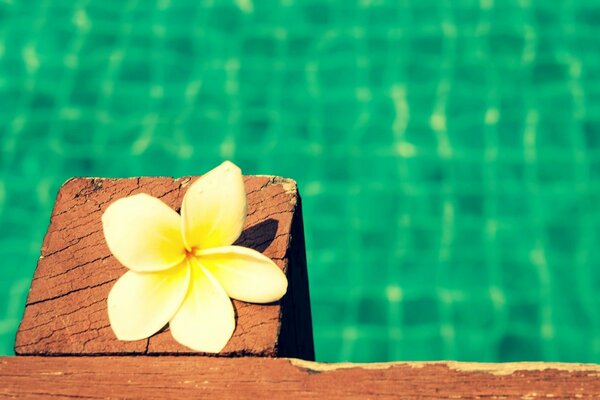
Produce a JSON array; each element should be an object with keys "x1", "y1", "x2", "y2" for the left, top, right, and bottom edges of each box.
[{"x1": 234, "y1": 218, "x2": 279, "y2": 253}]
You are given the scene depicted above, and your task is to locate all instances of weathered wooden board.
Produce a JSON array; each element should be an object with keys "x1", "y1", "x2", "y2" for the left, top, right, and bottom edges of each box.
[
  {"x1": 15, "y1": 176, "x2": 314, "y2": 359},
  {"x1": 2, "y1": 357, "x2": 600, "y2": 399}
]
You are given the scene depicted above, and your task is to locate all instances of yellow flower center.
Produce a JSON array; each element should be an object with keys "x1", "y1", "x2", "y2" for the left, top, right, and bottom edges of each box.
[{"x1": 185, "y1": 246, "x2": 199, "y2": 260}]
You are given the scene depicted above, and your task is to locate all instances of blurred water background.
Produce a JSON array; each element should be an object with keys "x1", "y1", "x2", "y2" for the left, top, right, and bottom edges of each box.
[{"x1": 2, "y1": 0, "x2": 600, "y2": 362}]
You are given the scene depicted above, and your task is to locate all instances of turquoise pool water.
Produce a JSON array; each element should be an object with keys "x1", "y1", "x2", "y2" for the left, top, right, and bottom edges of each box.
[{"x1": 2, "y1": 0, "x2": 600, "y2": 362}]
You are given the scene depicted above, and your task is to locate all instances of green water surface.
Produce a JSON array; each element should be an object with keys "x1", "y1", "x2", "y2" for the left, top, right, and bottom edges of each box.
[{"x1": 1, "y1": 0, "x2": 600, "y2": 362}]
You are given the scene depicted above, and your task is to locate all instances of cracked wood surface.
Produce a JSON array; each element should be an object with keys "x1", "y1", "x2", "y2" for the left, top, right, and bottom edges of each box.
[
  {"x1": 15, "y1": 176, "x2": 314, "y2": 359},
  {"x1": 2, "y1": 357, "x2": 600, "y2": 399}
]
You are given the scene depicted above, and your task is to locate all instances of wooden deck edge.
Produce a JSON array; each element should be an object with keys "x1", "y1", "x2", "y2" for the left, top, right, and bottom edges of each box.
[
  {"x1": 289, "y1": 357, "x2": 600, "y2": 375},
  {"x1": 2, "y1": 356, "x2": 600, "y2": 399},
  {"x1": 15, "y1": 176, "x2": 314, "y2": 358}
]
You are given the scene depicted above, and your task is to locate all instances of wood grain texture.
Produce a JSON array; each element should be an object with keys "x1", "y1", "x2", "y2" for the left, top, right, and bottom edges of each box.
[
  {"x1": 15, "y1": 176, "x2": 314, "y2": 359},
  {"x1": 2, "y1": 356, "x2": 600, "y2": 399}
]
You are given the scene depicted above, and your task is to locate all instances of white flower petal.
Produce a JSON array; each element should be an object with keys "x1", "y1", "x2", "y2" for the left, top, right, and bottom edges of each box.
[
  {"x1": 107, "y1": 261, "x2": 190, "y2": 341},
  {"x1": 181, "y1": 161, "x2": 247, "y2": 250},
  {"x1": 169, "y1": 258, "x2": 235, "y2": 353},
  {"x1": 102, "y1": 193, "x2": 186, "y2": 272},
  {"x1": 197, "y1": 246, "x2": 287, "y2": 303}
]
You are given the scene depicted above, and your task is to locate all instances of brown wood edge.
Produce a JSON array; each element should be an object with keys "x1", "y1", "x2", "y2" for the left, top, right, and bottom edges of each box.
[{"x1": 2, "y1": 356, "x2": 600, "y2": 398}]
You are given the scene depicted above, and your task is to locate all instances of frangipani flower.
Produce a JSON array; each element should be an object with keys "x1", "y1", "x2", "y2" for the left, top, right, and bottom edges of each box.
[{"x1": 102, "y1": 161, "x2": 288, "y2": 353}]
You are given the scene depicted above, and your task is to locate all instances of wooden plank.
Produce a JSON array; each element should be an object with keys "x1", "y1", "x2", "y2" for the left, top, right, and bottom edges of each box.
[
  {"x1": 1, "y1": 356, "x2": 600, "y2": 399},
  {"x1": 15, "y1": 176, "x2": 314, "y2": 359}
]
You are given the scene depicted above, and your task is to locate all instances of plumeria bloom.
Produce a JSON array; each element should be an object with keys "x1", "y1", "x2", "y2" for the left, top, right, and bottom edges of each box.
[{"x1": 102, "y1": 161, "x2": 287, "y2": 352}]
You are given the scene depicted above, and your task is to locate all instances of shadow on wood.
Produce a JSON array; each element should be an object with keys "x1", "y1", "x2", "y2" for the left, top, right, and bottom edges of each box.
[{"x1": 235, "y1": 218, "x2": 279, "y2": 253}]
